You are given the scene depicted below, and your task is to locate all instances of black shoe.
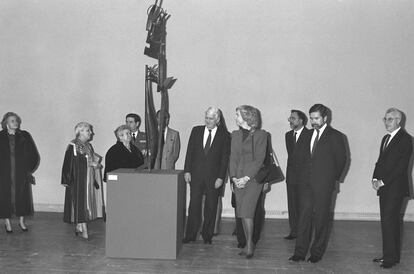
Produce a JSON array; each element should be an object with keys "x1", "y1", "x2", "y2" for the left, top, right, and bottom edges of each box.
[
  {"x1": 373, "y1": 257, "x2": 383, "y2": 263},
  {"x1": 380, "y1": 262, "x2": 396, "y2": 269},
  {"x1": 203, "y1": 239, "x2": 212, "y2": 244},
  {"x1": 5, "y1": 224, "x2": 13, "y2": 234},
  {"x1": 19, "y1": 223, "x2": 28, "y2": 232},
  {"x1": 246, "y1": 252, "x2": 254, "y2": 259},
  {"x1": 237, "y1": 243, "x2": 246, "y2": 249},
  {"x1": 307, "y1": 256, "x2": 321, "y2": 263},
  {"x1": 289, "y1": 255, "x2": 305, "y2": 262},
  {"x1": 182, "y1": 237, "x2": 195, "y2": 244},
  {"x1": 284, "y1": 234, "x2": 297, "y2": 240}
]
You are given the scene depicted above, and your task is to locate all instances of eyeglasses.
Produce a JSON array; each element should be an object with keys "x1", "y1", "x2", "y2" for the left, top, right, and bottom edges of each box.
[{"x1": 383, "y1": 117, "x2": 399, "y2": 123}]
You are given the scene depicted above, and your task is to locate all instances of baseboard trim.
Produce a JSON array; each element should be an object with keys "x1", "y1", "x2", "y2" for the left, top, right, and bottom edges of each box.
[
  {"x1": 221, "y1": 208, "x2": 414, "y2": 222},
  {"x1": 34, "y1": 204, "x2": 414, "y2": 222}
]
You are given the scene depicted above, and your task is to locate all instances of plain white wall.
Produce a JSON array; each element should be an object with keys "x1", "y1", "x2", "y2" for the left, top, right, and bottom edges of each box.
[{"x1": 0, "y1": 0, "x2": 413, "y2": 220}]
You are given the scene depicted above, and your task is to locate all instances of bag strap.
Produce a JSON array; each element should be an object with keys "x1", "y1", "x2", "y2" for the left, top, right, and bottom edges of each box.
[{"x1": 271, "y1": 148, "x2": 281, "y2": 167}]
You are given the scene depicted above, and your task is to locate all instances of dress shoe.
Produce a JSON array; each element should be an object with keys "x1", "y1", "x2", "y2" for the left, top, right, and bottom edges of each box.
[
  {"x1": 289, "y1": 255, "x2": 305, "y2": 262},
  {"x1": 372, "y1": 257, "x2": 383, "y2": 263},
  {"x1": 19, "y1": 223, "x2": 28, "y2": 232},
  {"x1": 246, "y1": 252, "x2": 254, "y2": 259},
  {"x1": 380, "y1": 262, "x2": 396, "y2": 269},
  {"x1": 307, "y1": 256, "x2": 321, "y2": 263},
  {"x1": 203, "y1": 239, "x2": 212, "y2": 244},
  {"x1": 237, "y1": 243, "x2": 246, "y2": 249},
  {"x1": 4, "y1": 224, "x2": 13, "y2": 234},
  {"x1": 284, "y1": 234, "x2": 297, "y2": 240},
  {"x1": 182, "y1": 237, "x2": 195, "y2": 244}
]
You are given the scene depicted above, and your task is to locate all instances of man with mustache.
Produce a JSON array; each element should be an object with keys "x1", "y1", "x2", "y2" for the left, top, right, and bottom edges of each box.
[{"x1": 289, "y1": 103, "x2": 347, "y2": 263}]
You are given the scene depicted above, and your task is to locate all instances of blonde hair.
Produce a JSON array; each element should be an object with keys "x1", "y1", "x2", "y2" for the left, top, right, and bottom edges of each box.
[
  {"x1": 236, "y1": 105, "x2": 262, "y2": 130},
  {"x1": 74, "y1": 122, "x2": 93, "y2": 137}
]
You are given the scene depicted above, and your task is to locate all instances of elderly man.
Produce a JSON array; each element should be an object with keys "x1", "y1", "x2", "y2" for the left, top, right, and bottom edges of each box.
[
  {"x1": 154, "y1": 110, "x2": 180, "y2": 170},
  {"x1": 372, "y1": 108, "x2": 413, "y2": 269},
  {"x1": 182, "y1": 107, "x2": 230, "y2": 244}
]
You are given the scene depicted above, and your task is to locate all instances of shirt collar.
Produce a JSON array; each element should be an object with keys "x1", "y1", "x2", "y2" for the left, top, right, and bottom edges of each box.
[
  {"x1": 388, "y1": 127, "x2": 401, "y2": 138},
  {"x1": 294, "y1": 126, "x2": 304, "y2": 136}
]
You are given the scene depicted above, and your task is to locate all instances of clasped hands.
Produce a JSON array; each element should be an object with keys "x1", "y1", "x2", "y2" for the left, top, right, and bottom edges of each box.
[
  {"x1": 184, "y1": 172, "x2": 224, "y2": 189},
  {"x1": 232, "y1": 176, "x2": 250, "y2": 189},
  {"x1": 371, "y1": 179, "x2": 384, "y2": 191}
]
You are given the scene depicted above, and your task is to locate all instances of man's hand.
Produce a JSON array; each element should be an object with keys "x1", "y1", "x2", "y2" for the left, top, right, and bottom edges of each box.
[
  {"x1": 184, "y1": 172, "x2": 191, "y2": 184},
  {"x1": 372, "y1": 179, "x2": 384, "y2": 191},
  {"x1": 141, "y1": 149, "x2": 148, "y2": 157},
  {"x1": 214, "y1": 178, "x2": 223, "y2": 189},
  {"x1": 235, "y1": 176, "x2": 250, "y2": 189}
]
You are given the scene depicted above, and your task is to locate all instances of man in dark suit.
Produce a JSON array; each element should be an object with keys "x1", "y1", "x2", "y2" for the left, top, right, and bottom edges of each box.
[
  {"x1": 289, "y1": 103, "x2": 347, "y2": 263},
  {"x1": 183, "y1": 107, "x2": 230, "y2": 244},
  {"x1": 284, "y1": 109, "x2": 310, "y2": 240},
  {"x1": 372, "y1": 108, "x2": 413, "y2": 269},
  {"x1": 126, "y1": 113, "x2": 148, "y2": 167}
]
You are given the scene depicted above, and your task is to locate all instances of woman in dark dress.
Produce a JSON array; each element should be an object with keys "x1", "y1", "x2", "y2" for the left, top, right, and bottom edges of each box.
[
  {"x1": 61, "y1": 122, "x2": 104, "y2": 239},
  {"x1": 104, "y1": 125, "x2": 144, "y2": 181},
  {"x1": 229, "y1": 105, "x2": 267, "y2": 258},
  {"x1": 0, "y1": 112, "x2": 39, "y2": 233}
]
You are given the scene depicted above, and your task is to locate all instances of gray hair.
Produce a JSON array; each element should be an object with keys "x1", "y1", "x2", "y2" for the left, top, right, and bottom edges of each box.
[
  {"x1": 385, "y1": 107, "x2": 403, "y2": 119},
  {"x1": 205, "y1": 106, "x2": 220, "y2": 118},
  {"x1": 1, "y1": 112, "x2": 22, "y2": 130},
  {"x1": 74, "y1": 122, "x2": 93, "y2": 137},
  {"x1": 114, "y1": 125, "x2": 130, "y2": 141}
]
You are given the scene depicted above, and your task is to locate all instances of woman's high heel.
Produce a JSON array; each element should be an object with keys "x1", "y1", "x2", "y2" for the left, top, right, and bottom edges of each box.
[
  {"x1": 18, "y1": 223, "x2": 28, "y2": 232},
  {"x1": 5, "y1": 224, "x2": 13, "y2": 234}
]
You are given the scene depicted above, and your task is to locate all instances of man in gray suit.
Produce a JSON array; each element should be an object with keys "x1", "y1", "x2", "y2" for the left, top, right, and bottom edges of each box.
[{"x1": 155, "y1": 110, "x2": 180, "y2": 170}]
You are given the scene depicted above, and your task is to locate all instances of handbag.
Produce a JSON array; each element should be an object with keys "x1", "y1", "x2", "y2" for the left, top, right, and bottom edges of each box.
[
  {"x1": 255, "y1": 133, "x2": 285, "y2": 184},
  {"x1": 27, "y1": 173, "x2": 36, "y2": 185}
]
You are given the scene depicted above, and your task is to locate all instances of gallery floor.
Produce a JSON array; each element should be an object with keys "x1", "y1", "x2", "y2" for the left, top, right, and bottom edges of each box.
[{"x1": 0, "y1": 212, "x2": 413, "y2": 273}]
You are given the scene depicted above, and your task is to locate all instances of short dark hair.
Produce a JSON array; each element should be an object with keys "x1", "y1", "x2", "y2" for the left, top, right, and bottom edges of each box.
[
  {"x1": 291, "y1": 109, "x2": 308, "y2": 126},
  {"x1": 1, "y1": 112, "x2": 22, "y2": 130},
  {"x1": 156, "y1": 110, "x2": 170, "y2": 120},
  {"x1": 309, "y1": 104, "x2": 329, "y2": 118},
  {"x1": 126, "y1": 113, "x2": 141, "y2": 124}
]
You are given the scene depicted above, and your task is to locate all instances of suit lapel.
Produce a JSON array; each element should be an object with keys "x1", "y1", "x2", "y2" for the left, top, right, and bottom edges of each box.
[{"x1": 383, "y1": 129, "x2": 403, "y2": 154}]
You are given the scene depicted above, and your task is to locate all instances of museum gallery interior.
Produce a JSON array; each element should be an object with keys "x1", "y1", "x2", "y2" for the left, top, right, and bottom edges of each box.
[{"x1": 0, "y1": 0, "x2": 413, "y2": 273}]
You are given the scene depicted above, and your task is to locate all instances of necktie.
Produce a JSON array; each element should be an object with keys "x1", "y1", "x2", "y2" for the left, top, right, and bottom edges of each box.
[
  {"x1": 382, "y1": 134, "x2": 391, "y2": 151},
  {"x1": 311, "y1": 129, "x2": 320, "y2": 156},
  {"x1": 132, "y1": 133, "x2": 136, "y2": 142},
  {"x1": 293, "y1": 131, "x2": 297, "y2": 144},
  {"x1": 204, "y1": 130, "x2": 212, "y2": 155}
]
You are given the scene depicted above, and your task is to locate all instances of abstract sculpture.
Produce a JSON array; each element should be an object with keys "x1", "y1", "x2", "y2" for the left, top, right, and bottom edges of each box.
[{"x1": 144, "y1": 0, "x2": 177, "y2": 169}]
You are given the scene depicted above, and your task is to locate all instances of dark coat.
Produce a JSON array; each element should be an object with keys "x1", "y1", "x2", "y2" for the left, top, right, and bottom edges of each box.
[
  {"x1": 308, "y1": 126, "x2": 347, "y2": 192},
  {"x1": 184, "y1": 125, "x2": 230, "y2": 190},
  {"x1": 373, "y1": 129, "x2": 413, "y2": 197},
  {"x1": 0, "y1": 129, "x2": 39, "y2": 218},
  {"x1": 104, "y1": 141, "x2": 144, "y2": 181},
  {"x1": 285, "y1": 128, "x2": 311, "y2": 185}
]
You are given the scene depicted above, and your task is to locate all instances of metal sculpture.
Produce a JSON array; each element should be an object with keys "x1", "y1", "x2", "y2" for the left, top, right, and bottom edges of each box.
[{"x1": 144, "y1": 0, "x2": 176, "y2": 170}]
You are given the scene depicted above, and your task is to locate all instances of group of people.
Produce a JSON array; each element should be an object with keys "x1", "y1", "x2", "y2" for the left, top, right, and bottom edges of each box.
[{"x1": 0, "y1": 103, "x2": 412, "y2": 269}]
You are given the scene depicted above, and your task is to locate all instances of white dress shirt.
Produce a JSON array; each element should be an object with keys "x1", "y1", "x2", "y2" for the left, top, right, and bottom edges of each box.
[
  {"x1": 294, "y1": 126, "x2": 305, "y2": 142},
  {"x1": 385, "y1": 127, "x2": 401, "y2": 147},
  {"x1": 310, "y1": 123, "x2": 327, "y2": 153},
  {"x1": 203, "y1": 126, "x2": 217, "y2": 147}
]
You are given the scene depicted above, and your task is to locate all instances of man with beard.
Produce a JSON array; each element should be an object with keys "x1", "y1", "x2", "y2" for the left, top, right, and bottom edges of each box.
[
  {"x1": 284, "y1": 109, "x2": 310, "y2": 240},
  {"x1": 289, "y1": 103, "x2": 347, "y2": 263}
]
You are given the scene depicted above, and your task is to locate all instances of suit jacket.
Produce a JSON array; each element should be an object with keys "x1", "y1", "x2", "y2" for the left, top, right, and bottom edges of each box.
[
  {"x1": 131, "y1": 131, "x2": 147, "y2": 153},
  {"x1": 155, "y1": 127, "x2": 180, "y2": 170},
  {"x1": 184, "y1": 125, "x2": 230, "y2": 189},
  {"x1": 308, "y1": 126, "x2": 347, "y2": 191},
  {"x1": 229, "y1": 129, "x2": 268, "y2": 181},
  {"x1": 373, "y1": 129, "x2": 413, "y2": 197},
  {"x1": 285, "y1": 127, "x2": 311, "y2": 185}
]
